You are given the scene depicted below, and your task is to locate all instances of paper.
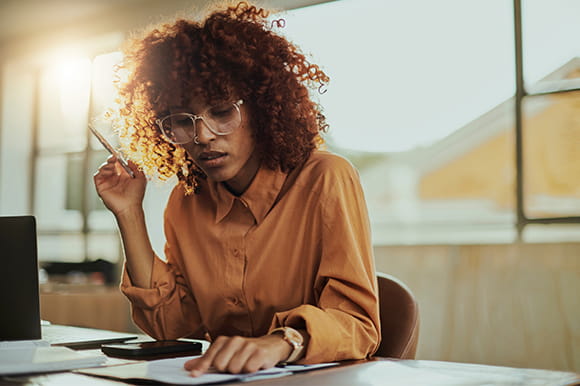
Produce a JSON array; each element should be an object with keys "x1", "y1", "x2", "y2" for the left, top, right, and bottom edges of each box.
[
  {"x1": 0, "y1": 339, "x2": 50, "y2": 348},
  {"x1": 400, "y1": 360, "x2": 580, "y2": 386},
  {"x1": 0, "y1": 346, "x2": 106, "y2": 375},
  {"x1": 352, "y1": 361, "x2": 483, "y2": 385},
  {"x1": 79, "y1": 355, "x2": 337, "y2": 385}
]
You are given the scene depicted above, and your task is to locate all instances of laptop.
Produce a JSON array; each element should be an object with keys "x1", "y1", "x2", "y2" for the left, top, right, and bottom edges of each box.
[{"x1": 0, "y1": 215, "x2": 137, "y2": 348}]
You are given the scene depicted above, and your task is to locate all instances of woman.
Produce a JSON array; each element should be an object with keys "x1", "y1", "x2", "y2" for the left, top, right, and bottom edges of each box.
[{"x1": 94, "y1": 1, "x2": 380, "y2": 376}]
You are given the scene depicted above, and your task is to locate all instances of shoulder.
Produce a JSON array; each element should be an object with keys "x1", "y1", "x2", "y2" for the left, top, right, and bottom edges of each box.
[
  {"x1": 292, "y1": 150, "x2": 363, "y2": 201},
  {"x1": 164, "y1": 181, "x2": 196, "y2": 217},
  {"x1": 302, "y1": 150, "x2": 360, "y2": 182},
  {"x1": 167, "y1": 182, "x2": 187, "y2": 205},
  {"x1": 163, "y1": 183, "x2": 183, "y2": 219},
  {"x1": 164, "y1": 178, "x2": 215, "y2": 221}
]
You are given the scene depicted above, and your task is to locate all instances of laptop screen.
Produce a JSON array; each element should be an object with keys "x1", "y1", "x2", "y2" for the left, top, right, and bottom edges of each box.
[{"x1": 0, "y1": 216, "x2": 41, "y2": 341}]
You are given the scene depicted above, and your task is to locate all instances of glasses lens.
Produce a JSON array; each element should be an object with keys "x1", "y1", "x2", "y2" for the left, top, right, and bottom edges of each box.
[
  {"x1": 160, "y1": 113, "x2": 195, "y2": 144},
  {"x1": 203, "y1": 102, "x2": 242, "y2": 135}
]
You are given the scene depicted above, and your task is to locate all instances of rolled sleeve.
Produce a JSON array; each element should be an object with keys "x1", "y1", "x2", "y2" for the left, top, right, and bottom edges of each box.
[
  {"x1": 119, "y1": 208, "x2": 204, "y2": 340},
  {"x1": 269, "y1": 159, "x2": 380, "y2": 363},
  {"x1": 120, "y1": 255, "x2": 176, "y2": 310}
]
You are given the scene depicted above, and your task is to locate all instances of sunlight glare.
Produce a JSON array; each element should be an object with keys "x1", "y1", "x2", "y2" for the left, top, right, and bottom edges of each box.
[{"x1": 49, "y1": 56, "x2": 91, "y2": 132}]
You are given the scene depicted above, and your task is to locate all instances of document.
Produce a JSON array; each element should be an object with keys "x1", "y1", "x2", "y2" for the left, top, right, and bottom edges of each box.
[
  {"x1": 79, "y1": 355, "x2": 337, "y2": 385},
  {"x1": 0, "y1": 339, "x2": 49, "y2": 348},
  {"x1": 0, "y1": 346, "x2": 106, "y2": 375}
]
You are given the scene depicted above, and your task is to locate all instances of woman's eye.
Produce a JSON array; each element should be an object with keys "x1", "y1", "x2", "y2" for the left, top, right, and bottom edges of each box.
[
  {"x1": 209, "y1": 105, "x2": 234, "y2": 118},
  {"x1": 165, "y1": 115, "x2": 192, "y2": 129},
  {"x1": 174, "y1": 117, "x2": 190, "y2": 124}
]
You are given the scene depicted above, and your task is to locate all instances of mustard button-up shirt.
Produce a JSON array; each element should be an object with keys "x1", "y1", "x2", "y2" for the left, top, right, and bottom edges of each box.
[{"x1": 121, "y1": 151, "x2": 380, "y2": 363}]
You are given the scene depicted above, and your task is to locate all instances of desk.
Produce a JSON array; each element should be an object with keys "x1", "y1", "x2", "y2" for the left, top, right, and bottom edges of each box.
[
  {"x1": 1, "y1": 326, "x2": 578, "y2": 386},
  {"x1": 2, "y1": 358, "x2": 579, "y2": 385}
]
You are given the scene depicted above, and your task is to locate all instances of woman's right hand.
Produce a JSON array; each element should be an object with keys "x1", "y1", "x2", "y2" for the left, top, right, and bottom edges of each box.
[{"x1": 93, "y1": 156, "x2": 147, "y2": 217}]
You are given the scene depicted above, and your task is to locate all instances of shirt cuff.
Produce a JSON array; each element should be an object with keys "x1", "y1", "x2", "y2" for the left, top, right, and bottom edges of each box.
[
  {"x1": 270, "y1": 304, "x2": 341, "y2": 364},
  {"x1": 120, "y1": 256, "x2": 176, "y2": 310}
]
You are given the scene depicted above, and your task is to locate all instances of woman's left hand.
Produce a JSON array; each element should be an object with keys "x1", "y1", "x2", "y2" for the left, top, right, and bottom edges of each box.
[{"x1": 184, "y1": 334, "x2": 292, "y2": 376}]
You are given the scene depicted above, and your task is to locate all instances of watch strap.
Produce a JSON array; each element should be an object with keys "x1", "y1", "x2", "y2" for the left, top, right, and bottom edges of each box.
[{"x1": 269, "y1": 327, "x2": 304, "y2": 363}]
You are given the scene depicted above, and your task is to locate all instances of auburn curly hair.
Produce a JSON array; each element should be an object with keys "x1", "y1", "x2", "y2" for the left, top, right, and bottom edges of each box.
[{"x1": 114, "y1": 1, "x2": 329, "y2": 194}]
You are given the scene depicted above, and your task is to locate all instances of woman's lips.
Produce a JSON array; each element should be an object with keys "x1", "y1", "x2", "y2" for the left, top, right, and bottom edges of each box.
[{"x1": 198, "y1": 151, "x2": 227, "y2": 168}]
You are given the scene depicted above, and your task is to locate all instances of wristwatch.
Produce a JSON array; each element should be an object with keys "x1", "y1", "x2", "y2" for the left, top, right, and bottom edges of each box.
[{"x1": 269, "y1": 327, "x2": 304, "y2": 363}]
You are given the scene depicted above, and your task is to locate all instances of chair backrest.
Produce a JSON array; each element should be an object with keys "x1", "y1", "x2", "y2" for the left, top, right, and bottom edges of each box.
[{"x1": 374, "y1": 272, "x2": 420, "y2": 359}]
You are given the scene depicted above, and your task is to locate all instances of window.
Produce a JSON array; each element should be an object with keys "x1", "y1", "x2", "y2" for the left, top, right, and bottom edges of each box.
[
  {"x1": 32, "y1": 53, "x2": 123, "y2": 262},
  {"x1": 23, "y1": 0, "x2": 580, "y2": 256},
  {"x1": 517, "y1": 0, "x2": 580, "y2": 242},
  {"x1": 282, "y1": 0, "x2": 580, "y2": 244}
]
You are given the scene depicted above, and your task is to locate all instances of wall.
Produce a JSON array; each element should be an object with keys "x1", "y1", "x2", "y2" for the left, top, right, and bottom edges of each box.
[
  {"x1": 40, "y1": 285, "x2": 137, "y2": 333},
  {"x1": 374, "y1": 242, "x2": 580, "y2": 372}
]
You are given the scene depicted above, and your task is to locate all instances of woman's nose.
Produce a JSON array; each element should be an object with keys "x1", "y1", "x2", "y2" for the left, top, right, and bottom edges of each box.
[{"x1": 194, "y1": 118, "x2": 216, "y2": 144}]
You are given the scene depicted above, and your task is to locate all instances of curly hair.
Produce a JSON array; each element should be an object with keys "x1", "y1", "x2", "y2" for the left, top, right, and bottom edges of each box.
[{"x1": 114, "y1": 1, "x2": 329, "y2": 194}]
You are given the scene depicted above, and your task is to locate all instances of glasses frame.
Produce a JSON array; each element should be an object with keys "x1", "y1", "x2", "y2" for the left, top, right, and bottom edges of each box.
[{"x1": 156, "y1": 99, "x2": 244, "y2": 144}]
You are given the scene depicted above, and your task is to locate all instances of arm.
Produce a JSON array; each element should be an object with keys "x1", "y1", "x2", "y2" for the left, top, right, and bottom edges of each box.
[
  {"x1": 269, "y1": 157, "x2": 380, "y2": 363},
  {"x1": 93, "y1": 156, "x2": 154, "y2": 288},
  {"x1": 94, "y1": 156, "x2": 203, "y2": 339}
]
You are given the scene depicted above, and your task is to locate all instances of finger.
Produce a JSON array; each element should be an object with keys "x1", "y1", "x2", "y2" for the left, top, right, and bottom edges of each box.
[
  {"x1": 126, "y1": 159, "x2": 147, "y2": 179},
  {"x1": 95, "y1": 162, "x2": 117, "y2": 176},
  {"x1": 93, "y1": 168, "x2": 118, "y2": 181},
  {"x1": 96, "y1": 166, "x2": 117, "y2": 175},
  {"x1": 183, "y1": 357, "x2": 205, "y2": 376},
  {"x1": 212, "y1": 336, "x2": 245, "y2": 373},
  {"x1": 185, "y1": 337, "x2": 227, "y2": 376},
  {"x1": 225, "y1": 341, "x2": 257, "y2": 374},
  {"x1": 127, "y1": 159, "x2": 138, "y2": 170},
  {"x1": 113, "y1": 161, "x2": 123, "y2": 176},
  {"x1": 243, "y1": 346, "x2": 276, "y2": 373}
]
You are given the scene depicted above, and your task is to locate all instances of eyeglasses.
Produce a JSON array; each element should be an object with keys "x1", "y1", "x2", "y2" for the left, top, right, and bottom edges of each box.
[{"x1": 156, "y1": 99, "x2": 243, "y2": 144}]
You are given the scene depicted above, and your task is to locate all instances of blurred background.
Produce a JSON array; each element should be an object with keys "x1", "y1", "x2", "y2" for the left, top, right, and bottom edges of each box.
[{"x1": 0, "y1": 0, "x2": 578, "y2": 373}]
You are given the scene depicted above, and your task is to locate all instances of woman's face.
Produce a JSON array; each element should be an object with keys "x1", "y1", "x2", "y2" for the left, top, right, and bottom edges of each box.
[{"x1": 179, "y1": 97, "x2": 261, "y2": 195}]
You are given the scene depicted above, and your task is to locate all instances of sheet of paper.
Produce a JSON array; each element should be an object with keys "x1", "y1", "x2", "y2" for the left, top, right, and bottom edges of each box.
[
  {"x1": 353, "y1": 361, "x2": 484, "y2": 385},
  {"x1": 79, "y1": 355, "x2": 337, "y2": 385},
  {"x1": 400, "y1": 360, "x2": 580, "y2": 386},
  {"x1": 0, "y1": 346, "x2": 106, "y2": 375},
  {"x1": 0, "y1": 339, "x2": 50, "y2": 348}
]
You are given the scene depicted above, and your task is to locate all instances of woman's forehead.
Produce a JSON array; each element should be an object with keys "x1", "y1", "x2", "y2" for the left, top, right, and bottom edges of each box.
[
  {"x1": 167, "y1": 95, "x2": 235, "y2": 112},
  {"x1": 159, "y1": 75, "x2": 239, "y2": 110}
]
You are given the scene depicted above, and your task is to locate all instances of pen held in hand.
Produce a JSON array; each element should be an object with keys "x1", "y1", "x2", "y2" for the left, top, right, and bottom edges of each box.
[{"x1": 88, "y1": 124, "x2": 135, "y2": 178}]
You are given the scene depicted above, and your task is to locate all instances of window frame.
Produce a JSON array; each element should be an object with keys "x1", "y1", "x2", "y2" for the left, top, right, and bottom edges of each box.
[
  {"x1": 29, "y1": 57, "x2": 120, "y2": 263},
  {"x1": 513, "y1": 0, "x2": 580, "y2": 239}
]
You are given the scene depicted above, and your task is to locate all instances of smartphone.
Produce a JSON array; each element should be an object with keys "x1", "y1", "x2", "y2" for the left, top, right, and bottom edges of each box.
[
  {"x1": 88, "y1": 124, "x2": 135, "y2": 178},
  {"x1": 101, "y1": 340, "x2": 202, "y2": 358}
]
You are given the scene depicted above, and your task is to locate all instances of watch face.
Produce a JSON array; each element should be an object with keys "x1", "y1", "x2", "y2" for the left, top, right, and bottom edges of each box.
[{"x1": 285, "y1": 328, "x2": 303, "y2": 347}]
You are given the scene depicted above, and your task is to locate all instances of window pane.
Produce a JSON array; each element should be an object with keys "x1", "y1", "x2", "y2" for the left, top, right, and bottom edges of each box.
[
  {"x1": 87, "y1": 233, "x2": 121, "y2": 263},
  {"x1": 522, "y1": 0, "x2": 580, "y2": 84},
  {"x1": 283, "y1": 0, "x2": 516, "y2": 244},
  {"x1": 523, "y1": 224, "x2": 580, "y2": 243},
  {"x1": 37, "y1": 233, "x2": 84, "y2": 262},
  {"x1": 91, "y1": 52, "x2": 123, "y2": 119},
  {"x1": 522, "y1": 91, "x2": 580, "y2": 218},
  {"x1": 283, "y1": 0, "x2": 514, "y2": 153},
  {"x1": 87, "y1": 150, "x2": 118, "y2": 233},
  {"x1": 65, "y1": 153, "x2": 84, "y2": 211},
  {"x1": 34, "y1": 155, "x2": 83, "y2": 231},
  {"x1": 38, "y1": 58, "x2": 91, "y2": 151}
]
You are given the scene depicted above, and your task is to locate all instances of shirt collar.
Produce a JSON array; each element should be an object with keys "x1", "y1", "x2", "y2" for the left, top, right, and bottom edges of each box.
[{"x1": 208, "y1": 164, "x2": 287, "y2": 225}]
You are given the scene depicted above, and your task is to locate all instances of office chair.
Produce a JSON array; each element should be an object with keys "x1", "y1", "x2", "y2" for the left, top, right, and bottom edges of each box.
[{"x1": 374, "y1": 272, "x2": 420, "y2": 359}]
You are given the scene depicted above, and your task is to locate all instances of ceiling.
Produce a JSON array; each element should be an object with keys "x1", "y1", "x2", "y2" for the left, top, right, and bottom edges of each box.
[{"x1": 0, "y1": 0, "x2": 337, "y2": 50}]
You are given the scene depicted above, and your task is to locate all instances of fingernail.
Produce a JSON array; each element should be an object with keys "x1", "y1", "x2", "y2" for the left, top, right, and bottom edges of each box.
[{"x1": 190, "y1": 370, "x2": 202, "y2": 377}]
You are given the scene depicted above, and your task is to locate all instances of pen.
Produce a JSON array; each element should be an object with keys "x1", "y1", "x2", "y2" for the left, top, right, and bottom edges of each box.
[{"x1": 88, "y1": 124, "x2": 135, "y2": 178}]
